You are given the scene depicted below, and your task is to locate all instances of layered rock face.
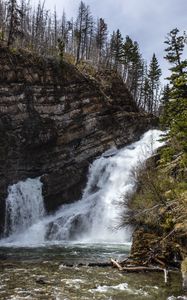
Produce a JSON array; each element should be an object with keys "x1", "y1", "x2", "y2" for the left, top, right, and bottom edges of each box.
[{"x1": 0, "y1": 47, "x2": 156, "y2": 234}]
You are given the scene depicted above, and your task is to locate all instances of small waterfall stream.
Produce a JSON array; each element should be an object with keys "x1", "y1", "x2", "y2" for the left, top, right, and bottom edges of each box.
[
  {"x1": 1, "y1": 129, "x2": 165, "y2": 246},
  {"x1": 4, "y1": 178, "x2": 45, "y2": 236}
]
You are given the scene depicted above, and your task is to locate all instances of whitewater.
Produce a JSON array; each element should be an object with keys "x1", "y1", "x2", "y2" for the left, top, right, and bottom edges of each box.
[{"x1": 0, "y1": 129, "x2": 165, "y2": 247}]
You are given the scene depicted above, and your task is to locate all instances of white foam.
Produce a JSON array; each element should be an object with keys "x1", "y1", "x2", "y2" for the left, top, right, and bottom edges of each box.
[
  {"x1": 45, "y1": 129, "x2": 165, "y2": 243},
  {"x1": 4, "y1": 177, "x2": 45, "y2": 237},
  {"x1": 1, "y1": 129, "x2": 165, "y2": 246},
  {"x1": 90, "y1": 282, "x2": 149, "y2": 296}
]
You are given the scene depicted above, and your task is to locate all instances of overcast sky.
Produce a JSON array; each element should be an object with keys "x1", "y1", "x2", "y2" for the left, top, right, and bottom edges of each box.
[{"x1": 43, "y1": 0, "x2": 187, "y2": 83}]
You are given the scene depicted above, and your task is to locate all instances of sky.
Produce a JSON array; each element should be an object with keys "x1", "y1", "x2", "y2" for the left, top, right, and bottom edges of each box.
[{"x1": 43, "y1": 0, "x2": 187, "y2": 83}]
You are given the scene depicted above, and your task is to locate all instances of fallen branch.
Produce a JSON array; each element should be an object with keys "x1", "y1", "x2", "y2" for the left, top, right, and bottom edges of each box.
[
  {"x1": 111, "y1": 258, "x2": 164, "y2": 272},
  {"x1": 111, "y1": 258, "x2": 171, "y2": 285},
  {"x1": 111, "y1": 258, "x2": 123, "y2": 271},
  {"x1": 162, "y1": 228, "x2": 175, "y2": 241},
  {"x1": 153, "y1": 257, "x2": 166, "y2": 267}
]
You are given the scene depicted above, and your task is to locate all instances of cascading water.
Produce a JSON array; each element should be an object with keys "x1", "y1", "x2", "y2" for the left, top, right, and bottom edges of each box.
[
  {"x1": 45, "y1": 129, "x2": 164, "y2": 243},
  {"x1": 4, "y1": 178, "x2": 45, "y2": 237},
  {"x1": 1, "y1": 129, "x2": 165, "y2": 246}
]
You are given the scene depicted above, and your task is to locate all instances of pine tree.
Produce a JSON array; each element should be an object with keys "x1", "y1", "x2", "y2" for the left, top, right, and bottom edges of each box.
[
  {"x1": 122, "y1": 37, "x2": 144, "y2": 102},
  {"x1": 162, "y1": 29, "x2": 187, "y2": 155},
  {"x1": 96, "y1": 18, "x2": 107, "y2": 65},
  {"x1": 159, "y1": 84, "x2": 170, "y2": 122},
  {"x1": 161, "y1": 84, "x2": 170, "y2": 106},
  {"x1": 164, "y1": 28, "x2": 186, "y2": 77},
  {"x1": 110, "y1": 29, "x2": 123, "y2": 69},
  {"x1": 128, "y1": 41, "x2": 143, "y2": 100},
  {"x1": 139, "y1": 74, "x2": 151, "y2": 111},
  {"x1": 148, "y1": 53, "x2": 162, "y2": 113},
  {"x1": 122, "y1": 36, "x2": 135, "y2": 81}
]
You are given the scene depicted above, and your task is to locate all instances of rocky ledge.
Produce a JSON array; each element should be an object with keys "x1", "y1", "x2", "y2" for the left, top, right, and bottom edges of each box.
[{"x1": 0, "y1": 47, "x2": 157, "y2": 234}]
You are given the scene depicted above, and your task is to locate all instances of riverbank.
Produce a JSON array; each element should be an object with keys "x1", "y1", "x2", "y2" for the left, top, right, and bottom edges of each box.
[{"x1": 126, "y1": 145, "x2": 187, "y2": 288}]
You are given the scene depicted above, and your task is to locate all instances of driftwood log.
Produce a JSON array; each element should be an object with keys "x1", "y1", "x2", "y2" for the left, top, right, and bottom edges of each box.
[
  {"x1": 111, "y1": 258, "x2": 169, "y2": 283},
  {"x1": 111, "y1": 258, "x2": 164, "y2": 272}
]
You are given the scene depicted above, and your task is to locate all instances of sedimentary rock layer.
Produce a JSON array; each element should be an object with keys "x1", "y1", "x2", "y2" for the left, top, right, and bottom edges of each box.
[{"x1": 0, "y1": 47, "x2": 156, "y2": 233}]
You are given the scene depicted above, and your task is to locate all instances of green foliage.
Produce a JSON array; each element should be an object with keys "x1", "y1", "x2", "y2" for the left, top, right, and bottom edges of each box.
[
  {"x1": 122, "y1": 36, "x2": 135, "y2": 65},
  {"x1": 124, "y1": 156, "x2": 187, "y2": 235},
  {"x1": 148, "y1": 53, "x2": 162, "y2": 84},
  {"x1": 125, "y1": 28, "x2": 187, "y2": 244},
  {"x1": 9, "y1": 46, "x2": 18, "y2": 54},
  {"x1": 164, "y1": 28, "x2": 187, "y2": 77},
  {"x1": 110, "y1": 29, "x2": 123, "y2": 67},
  {"x1": 160, "y1": 146, "x2": 176, "y2": 163},
  {"x1": 124, "y1": 163, "x2": 172, "y2": 228},
  {"x1": 161, "y1": 28, "x2": 187, "y2": 167},
  {"x1": 147, "y1": 53, "x2": 162, "y2": 113}
]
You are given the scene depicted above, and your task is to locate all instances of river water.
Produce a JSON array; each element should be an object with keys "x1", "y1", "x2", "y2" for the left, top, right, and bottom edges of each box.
[
  {"x1": 0, "y1": 243, "x2": 184, "y2": 300},
  {"x1": 0, "y1": 130, "x2": 186, "y2": 299}
]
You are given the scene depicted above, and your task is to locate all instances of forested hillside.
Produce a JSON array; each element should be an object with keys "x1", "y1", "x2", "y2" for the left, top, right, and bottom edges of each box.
[
  {"x1": 0, "y1": 0, "x2": 162, "y2": 113},
  {"x1": 127, "y1": 28, "x2": 187, "y2": 271}
]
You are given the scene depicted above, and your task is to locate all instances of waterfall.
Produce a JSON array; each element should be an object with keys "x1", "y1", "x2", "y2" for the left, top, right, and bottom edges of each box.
[
  {"x1": 1, "y1": 129, "x2": 165, "y2": 246},
  {"x1": 45, "y1": 129, "x2": 164, "y2": 243},
  {"x1": 4, "y1": 178, "x2": 45, "y2": 237}
]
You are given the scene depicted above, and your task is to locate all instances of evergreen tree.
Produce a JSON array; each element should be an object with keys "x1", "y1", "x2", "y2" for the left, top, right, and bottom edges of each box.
[
  {"x1": 110, "y1": 29, "x2": 123, "y2": 69},
  {"x1": 122, "y1": 37, "x2": 144, "y2": 102},
  {"x1": 122, "y1": 35, "x2": 136, "y2": 81},
  {"x1": 161, "y1": 84, "x2": 170, "y2": 106},
  {"x1": 164, "y1": 28, "x2": 186, "y2": 77},
  {"x1": 128, "y1": 41, "x2": 143, "y2": 100},
  {"x1": 164, "y1": 28, "x2": 187, "y2": 98},
  {"x1": 161, "y1": 84, "x2": 171, "y2": 106},
  {"x1": 162, "y1": 28, "x2": 187, "y2": 155},
  {"x1": 141, "y1": 75, "x2": 151, "y2": 111},
  {"x1": 159, "y1": 84, "x2": 170, "y2": 121},
  {"x1": 96, "y1": 18, "x2": 107, "y2": 65},
  {"x1": 148, "y1": 53, "x2": 162, "y2": 113}
]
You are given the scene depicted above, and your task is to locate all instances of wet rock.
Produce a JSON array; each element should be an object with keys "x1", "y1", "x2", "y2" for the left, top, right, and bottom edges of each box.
[
  {"x1": 36, "y1": 276, "x2": 48, "y2": 285},
  {"x1": 0, "y1": 47, "x2": 157, "y2": 233}
]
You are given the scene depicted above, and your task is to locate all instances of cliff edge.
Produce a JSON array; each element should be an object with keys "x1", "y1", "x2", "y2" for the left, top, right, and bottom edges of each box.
[{"x1": 0, "y1": 47, "x2": 156, "y2": 233}]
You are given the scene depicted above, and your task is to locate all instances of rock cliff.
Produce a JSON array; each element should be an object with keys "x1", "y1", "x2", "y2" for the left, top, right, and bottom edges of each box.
[{"x1": 0, "y1": 47, "x2": 156, "y2": 234}]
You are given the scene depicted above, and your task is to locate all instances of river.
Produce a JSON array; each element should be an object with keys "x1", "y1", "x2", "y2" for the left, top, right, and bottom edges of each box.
[
  {"x1": 0, "y1": 130, "x2": 185, "y2": 299},
  {"x1": 0, "y1": 243, "x2": 184, "y2": 300}
]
